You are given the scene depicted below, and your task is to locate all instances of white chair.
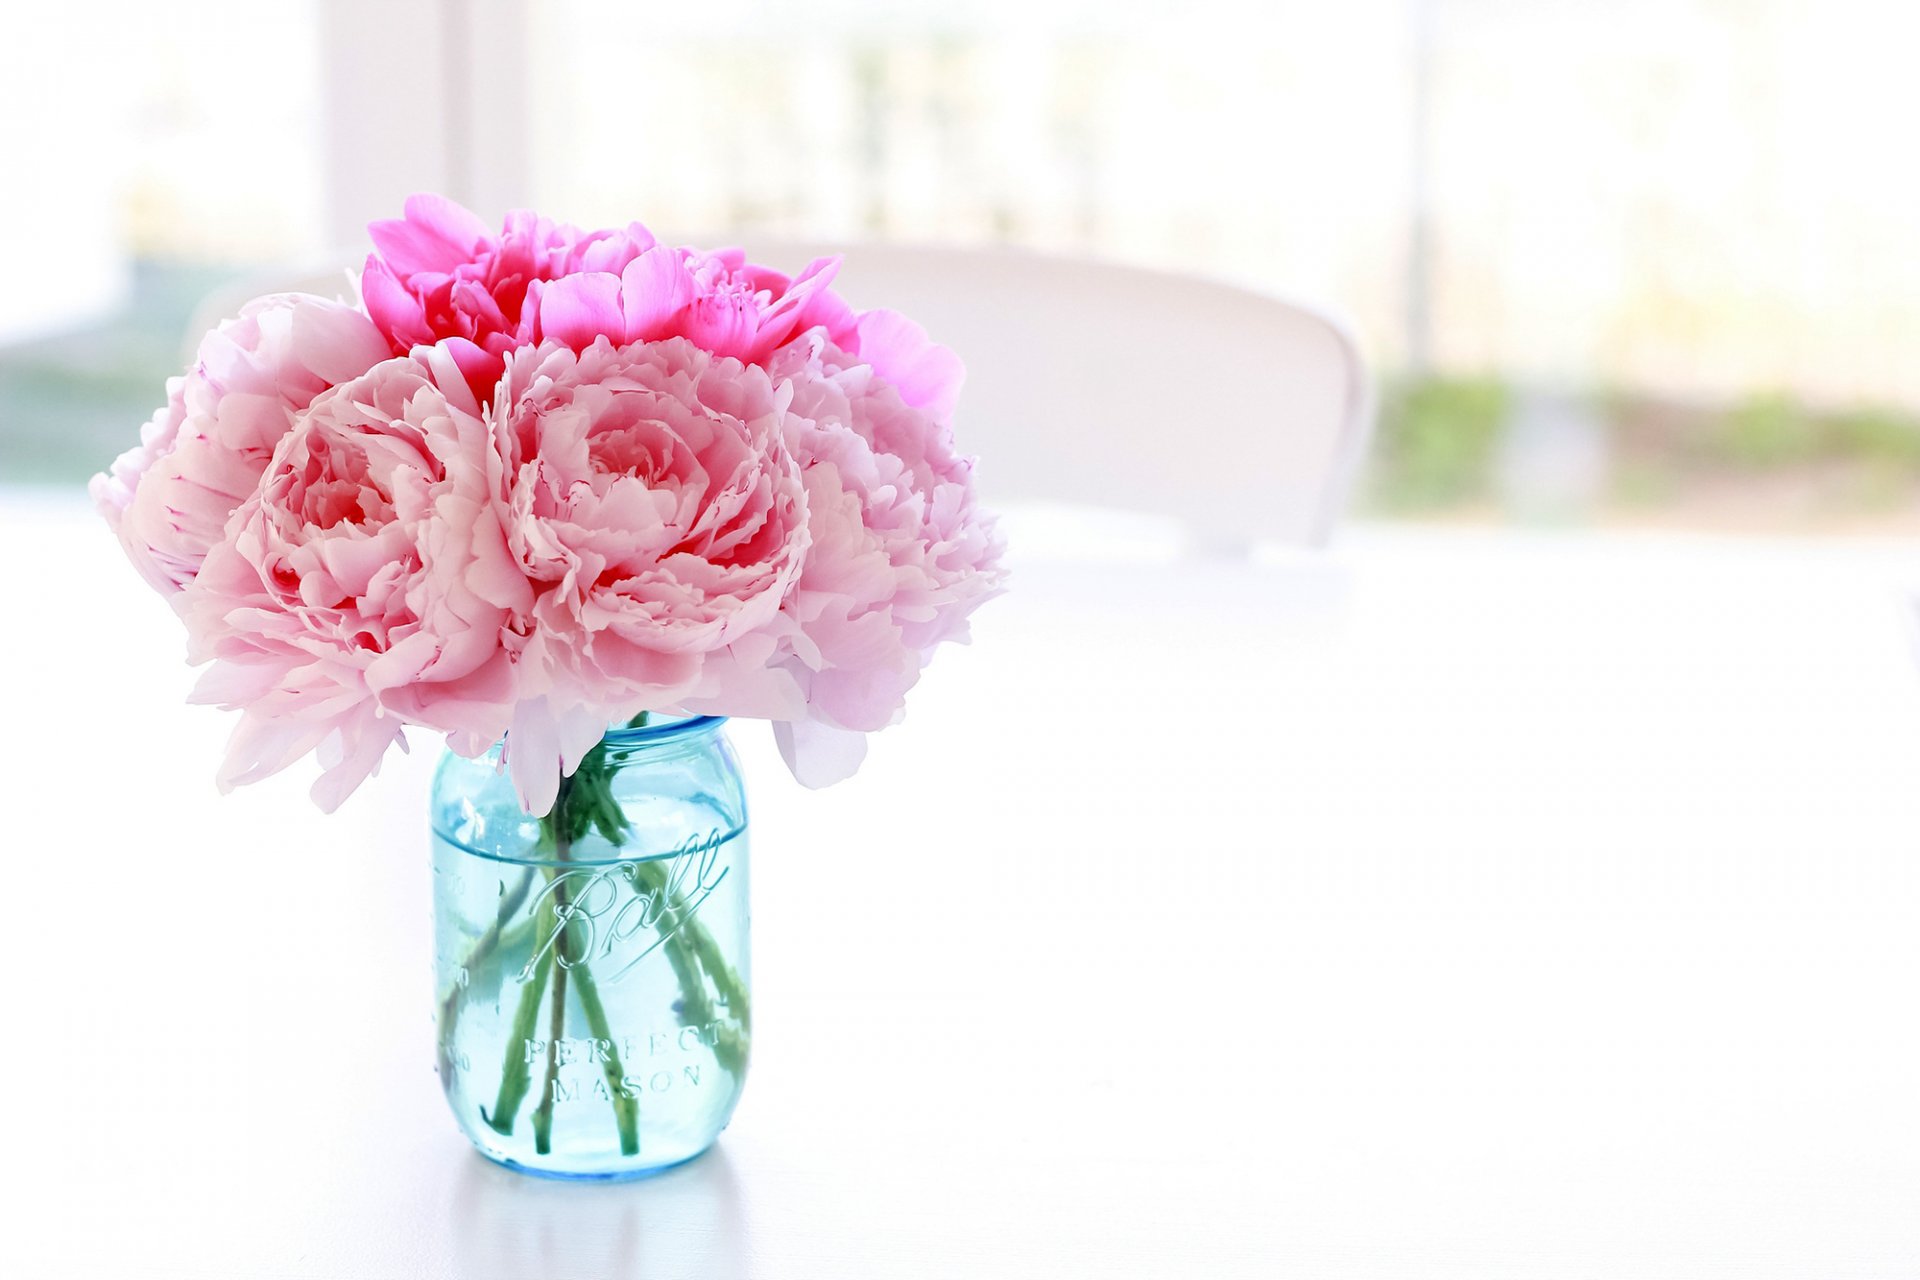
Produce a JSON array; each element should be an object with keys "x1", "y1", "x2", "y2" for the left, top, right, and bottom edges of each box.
[
  {"x1": 189, "y1": 243, "x2": 1371, "y2": 549},
  {"x1": 750, "y1": 243, "x2": 1371, "y2": 550}
]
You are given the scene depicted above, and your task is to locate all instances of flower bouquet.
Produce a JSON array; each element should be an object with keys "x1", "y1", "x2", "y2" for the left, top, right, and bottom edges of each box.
[{"x1": 91, "y1": 196, "x2": 1004, "y2": 1177}]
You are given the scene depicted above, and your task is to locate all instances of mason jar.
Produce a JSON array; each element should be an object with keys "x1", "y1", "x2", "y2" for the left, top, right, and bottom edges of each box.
[{"x1": 430, "y1": 716, "x2": 750, "y2": 1179}]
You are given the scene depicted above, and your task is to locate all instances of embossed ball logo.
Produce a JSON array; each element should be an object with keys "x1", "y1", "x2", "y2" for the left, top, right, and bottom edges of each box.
[{"x1": 515, "y1": 830, "x2": 732, "y2": 985}]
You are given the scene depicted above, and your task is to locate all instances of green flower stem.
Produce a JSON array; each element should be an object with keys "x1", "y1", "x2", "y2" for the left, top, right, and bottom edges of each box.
[
  {"x1": 529, "y1": 793, "x2": 582, "y2": 1155},
  {"x1": 647, "y1": 907, "x2": 744, "y2": 1079},
  {"x1": 483, "y1": 941, "x2": 552, "y2": 1134},
  {"x1": 630, "y1": 858, "x2": 751, "y2": 1078},
  {"x1": 632, "y1": 858, "x2": 750, "y2": 1020},
  {"x1": 570, "y1": 961, "x2": 642, "y2": 1155},
  {"x1": 530, "y1": 919, "x2": 568, "y2": 1155}
]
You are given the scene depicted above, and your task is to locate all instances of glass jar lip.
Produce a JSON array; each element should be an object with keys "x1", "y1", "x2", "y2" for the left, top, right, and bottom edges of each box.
[{"x1": 598, "y1": 714, "x2": 728, "y2": 748}]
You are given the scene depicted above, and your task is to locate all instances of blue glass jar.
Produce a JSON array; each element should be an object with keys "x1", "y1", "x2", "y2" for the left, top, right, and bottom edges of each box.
[{"x1": 430, "y1": 716, "x2": 750, "y2": 1179}]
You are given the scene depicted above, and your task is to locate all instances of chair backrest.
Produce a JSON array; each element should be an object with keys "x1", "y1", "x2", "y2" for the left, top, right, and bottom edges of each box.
[
  {"x1": 189, "y1": 244, "x2": 1372, "y2": 547},
  {"x1": 748, "y1": 243, "x2": 1372, "y2": 549}
]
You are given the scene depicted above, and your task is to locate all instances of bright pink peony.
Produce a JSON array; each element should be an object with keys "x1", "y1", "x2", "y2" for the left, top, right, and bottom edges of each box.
[
  {"x1": 177, "y1": 346, "x2": 531, "y2": 811},
  {"x1": 89, "y1": 293, "x2": 390, "y2": 594},
  {"x1": 360, "y1": 195, "x2": 652, "y2": 395},
  {"x1": 362, "y1": 194, "x2": 963, "y2": 418},
  {"x1": 492, "y1": 337, "x2": 811, "y2": 814},
  {"x1": 535, "y1": 244, "x2": 965, "y2": 421},
  {"x1": 682, "y1": 333, "x2": 1005, "y2": 785}
]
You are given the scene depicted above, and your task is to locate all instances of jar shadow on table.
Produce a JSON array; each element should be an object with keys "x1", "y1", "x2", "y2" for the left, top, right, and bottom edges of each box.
[{"x1": 448, "y1": 1145, "x2": 745, "y2": 1277}]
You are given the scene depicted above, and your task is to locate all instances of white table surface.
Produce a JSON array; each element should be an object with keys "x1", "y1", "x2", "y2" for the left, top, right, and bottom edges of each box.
[{"x1": 7, "y1": 489, "x2": 1920, "y2": 1278}]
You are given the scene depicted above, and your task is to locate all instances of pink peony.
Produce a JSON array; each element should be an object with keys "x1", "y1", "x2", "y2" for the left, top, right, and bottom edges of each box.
[
  {"x1": 682, "y1": 334, "x2": 1005, "y2": 786},
  {"x1": 535, "y1": 244, "x2": 966, "y2": 421},
  {"x1": 361, "y1": 195, "x2": 654, "y2": 394},
  {"x1": 178, "y1": 346, "x2": 531, "y2": 811},
  {"x1": 89, "y1": 293, "x2": 390, "y2": 594},
  {"x1": 493, "y1": 337, "x2": 811, "y2": 814},
  {"x1": 363, "y1": 194, "x2": 963, "y2": 418}
]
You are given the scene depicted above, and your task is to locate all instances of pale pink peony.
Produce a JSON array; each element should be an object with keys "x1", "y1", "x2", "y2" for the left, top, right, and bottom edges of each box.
[
  {"x1": 362, "y1": 194, "x2": 963, "y2": 418},
  {"x1": 681, "y1": 333, "x2": 1005, "y2": 786},
  {"x1": 178, "y1": 346, "x2": 531, "y2": 811},
  {"x1": 89, "y1": 293, "x2": 390, "y2": 594},
  {"x1": 493, "y1": 337, "x2": 811, "y2": 814}
]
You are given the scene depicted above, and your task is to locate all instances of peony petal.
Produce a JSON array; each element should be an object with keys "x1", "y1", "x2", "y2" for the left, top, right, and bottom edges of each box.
[
  {"x1": 361, "y1": 258, "x2": 435, "y2": 350},
  {"x1": 215, "y1": 713, "x2": 335, "y2": 792},
  {"x1": 503, "y1": 695, "x2": 609, "y2": 817},
  {"x1": 309, "y1": 712, "x2": 408, "y2": 812},
  {"x1": 406, "y1": 193, "x2": 492, "y2": 244},
  {"x1": 852, "y1": 309, "x2": 966, "y2": 421},
  {"x1": 368, "y1": 194, "x2": 492, "y2": 276},
  {"x1": 748, "y1": 256, "x2": 841, "y2": 358},
  {"x1": 619, "y1": 246, "x2": 695, "y2": 340},
  {"x1": 536, "y1": 272, "x2": 627, "y2": 348},
  {"x1": 426, "y1": 338, "x2": 503, "y2": 417},
  {"x1": 287, "y1": 296, "x2": 391, "y2": 384},
  {"x1": 772, "y1": 719, "x2": 868, "y2": 788}
]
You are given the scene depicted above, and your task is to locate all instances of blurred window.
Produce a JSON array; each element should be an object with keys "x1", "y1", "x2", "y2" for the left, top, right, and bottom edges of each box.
[
  {"x1": 0, "y1": 1, "x2": 323, "y2": 483},
  {"x1": 7, "y1": 0, "x2": 1918, "y2": 530}
]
